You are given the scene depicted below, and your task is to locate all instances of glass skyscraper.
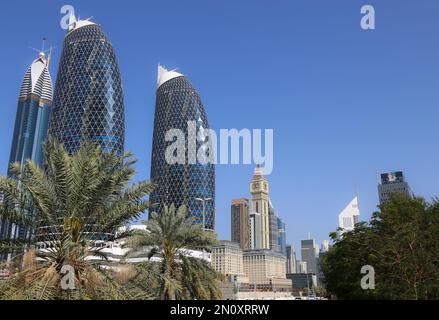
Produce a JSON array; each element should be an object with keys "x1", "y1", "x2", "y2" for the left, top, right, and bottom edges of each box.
[
  {"x1": 0, "y1": 51, "x2": 53, "y2": 242},
  {"x1": 149, "y1": 65, "x2": 215, "y2": 230},
  {"x1": 48, "y1": 16, "x2": 125, "y2": 154},
  {"x1": 277, "y1": 217, "x2": 286, "y2": 256}
]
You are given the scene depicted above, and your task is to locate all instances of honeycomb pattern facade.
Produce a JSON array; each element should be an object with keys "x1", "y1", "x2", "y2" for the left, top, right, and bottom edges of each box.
[
  {"x1": 150, "y1": 76, "x2": 215, "y2": 230},
  {"x1": 49, "y1": 24, "x2": 125, "y2": 154}
]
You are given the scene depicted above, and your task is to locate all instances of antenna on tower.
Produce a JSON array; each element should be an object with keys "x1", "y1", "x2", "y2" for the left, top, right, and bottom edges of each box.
[
  {"x1": 355, "y1": 180, "x2": 359, "y2": 199},
  {"x1": 47, "y1": 46, "x2": 53, "y2": 68},
  {"x1": 29, "y1": 37, "x2": 53, "y2": 58},
  {"x1": 41, "y1": 37, "x2": 46, "y2": 53}
]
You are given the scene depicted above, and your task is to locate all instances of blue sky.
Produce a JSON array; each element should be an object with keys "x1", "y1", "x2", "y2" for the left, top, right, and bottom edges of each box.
[{"x1": 1, "y1": 1, "x2": 438, "y2": 257}]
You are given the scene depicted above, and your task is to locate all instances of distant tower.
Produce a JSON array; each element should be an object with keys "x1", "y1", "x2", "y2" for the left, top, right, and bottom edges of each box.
[
  {"x1": 0, "y1": 50, "x2": 53, "y2": 242},
  {"x1": 286, "y1": 244, "x2": 297, "y2": 274},
  {"x1": 338, "y1": 196, "x2": 360, "y2": 233},
  {"x1": 149, "y1": 65, "x2": 215, "y2": 230},
  {"x1": 49, "y1": 15, "x2": 125, "y2": 154},
  {"x1": 231, "y1": 198, "x2": 250, "y2": 249},
  {"x1": 249, "y1": 212, "x2": 262, "y2": 249},
  {"x1": 277, "y1": 216, "x2": 286, "y2": 255},
  {"x1": 301, "y1": 239, "x2": 318, "y2": 275},
  {"x1": 268, "y1": 200, "x2": 280, "y2": 252},
  {"x1": 378, "y1": 171, "x2": 412, "y2": 204},
  {"x1": 321, "y1": 240, "x2": 330, "y2": 253},
  {"x1": 250, "y1": 166, "x2": 270, "y2": 249},
  {"x1": 297, "y1": 260, "x2": 308, "y2": 273}
]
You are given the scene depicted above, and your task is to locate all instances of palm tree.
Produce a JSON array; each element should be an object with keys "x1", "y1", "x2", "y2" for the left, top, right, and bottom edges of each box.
[
  {"x1": 0, "y1": 138, "x2": 154, "y2": 300},
  {"x1": 127, "y1": 204, "x2": 223, "y2": 300}
]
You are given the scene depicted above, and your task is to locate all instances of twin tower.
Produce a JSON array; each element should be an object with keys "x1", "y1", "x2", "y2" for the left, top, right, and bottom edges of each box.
[{"x1": 2, "y1": 16, "x2": 215, "y2": 240}]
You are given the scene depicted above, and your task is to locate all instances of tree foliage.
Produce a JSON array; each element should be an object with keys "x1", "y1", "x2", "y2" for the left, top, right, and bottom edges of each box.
[
  {"x1": 0, "y1": 138, "x2": 154, "y2": 299},
  {"x1": 126, "y1": 204, "x2": 223, "y2": 300},
  {"x1": 321, "y1": 194, "x2": 439, "y2": 300}
]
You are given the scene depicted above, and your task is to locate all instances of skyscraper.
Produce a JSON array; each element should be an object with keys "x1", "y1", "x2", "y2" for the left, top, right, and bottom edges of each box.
[
  {"x1": 48, "y1": 15, "x2": 125, "y2": 155},
  {"x1": 277, "y1": 217, "x2": 286, "y2": 256},
  {"x1": 286, "y1": 244, "x2": 297, "y2": 274},
  {"x1": 249, "y1": 212, "x2": 262, "y2": 249},
  {"x1": 268, "y1": 202, "x2": 280, "y2": 253},
  {"x1": 338, "y1": 196, "x2": 360, "y2": 233},
  {"x1": 231, "y1": 198, "x2": 250, "y2": 249},
  {"x1": 301, "y1": 239, "x2": 318, "y2": 275},
  {"x1": 378, "y1": 171, "x2": 412, "y2": 204},
  {"x1": 0, "y1": 51, "x2": 53, "y2": 242},
  {"x1": 297, "y1": 261, "x2": 308, "y2": 273},
  {"x1": 149, "y1": 65, "x2": 215, "y2": 230},
  {"x1": 250, "y1": 166, "x2": 270, "y2": 249},
  {"x1": 321, "y1": 240, "x2": 330, "y2": 253}
]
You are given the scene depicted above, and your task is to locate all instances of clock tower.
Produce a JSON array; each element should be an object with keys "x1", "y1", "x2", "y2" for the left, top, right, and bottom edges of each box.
[{"x1": 250, "y1": 165, "x2": 270, "y2": 249}]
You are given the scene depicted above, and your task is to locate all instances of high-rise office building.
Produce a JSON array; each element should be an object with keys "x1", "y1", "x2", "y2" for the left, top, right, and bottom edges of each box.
[
  {"x1": 321, "y1": 240, "x2": 330, "y2": 253},
  {"x1": 338, "y1": 196, "x2": 360, "y2": 233},
  {"x1": 211, "y1": 240, "x2": 249, "y2": 284},
  {"x1": 268, "y1": 202, "x2": 280, "y2": 253},
  {"x1": 317, "y1": 240, "x2": 330, "y2": 286},
  {"x1": 277, "y1": 217, "x2": 286, "y2": 256},
  {"x1": 301, "y1": 239, "x2": 318, "y2": 275},
  {"x1": 48, "y1": 15, "x2": 125, "y2": 155},
  {"x1": 250, "y1": 166, "x2": 270, "y2": 249},
  {"x1": 249, "y1": 212, "x2": 262, "y2": 249},
  {"x1": 297, "y1": 260, "x2": 308, "y2": 273},
  {"x1": 149, "y1": 66, "x2": 215, "y2": 230},
  {"x1": 9, "y1": 52, "x2": 53, "y2": 169},
  {"x1": 231, "y1": 198, "x2": 250, "y2": 249},
  {"x1": 242, "y1": 249, "x2": 292, "y2": 291},
  {"x1": 378, "y1": 171, "x2": 412, "y2": 204},
  {"x1": 0, "y1": 51, "x2": 53, "y2": 242},
  {"x1": 286, "y1": 244, "x2": 297, "y2": 274}
]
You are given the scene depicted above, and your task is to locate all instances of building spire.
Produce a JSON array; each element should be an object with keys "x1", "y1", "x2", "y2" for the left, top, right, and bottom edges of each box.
[
  {"x1": 46, "y1": 47, "x2": 53, "y2": 68},
  {"x1": 254, "y1": 164, "x2": 263, "y2": 176}
]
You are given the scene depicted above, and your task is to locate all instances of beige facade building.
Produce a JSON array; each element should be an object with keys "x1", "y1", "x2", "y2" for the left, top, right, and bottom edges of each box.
[
  {"x1": 243, "y1": 249, "x2": 292, "y2": 291},
  {"x1": 250, "y1": 166, "x2": 270, "y2": 249},
  {"x1": 231, "y1": 198, "x2": 250, "y2": 249},
  {"x1": 211, "y1": 240, "x2": 249, "y2": 283}
]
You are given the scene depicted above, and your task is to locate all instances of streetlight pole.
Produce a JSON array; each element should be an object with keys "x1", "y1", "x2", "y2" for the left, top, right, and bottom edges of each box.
[
  {"x1": 195, "y1": 197, "x2": 213, "y2": 231},
  {"x1": 195, "y1": 197, "x2": 213, "y2": 261}
]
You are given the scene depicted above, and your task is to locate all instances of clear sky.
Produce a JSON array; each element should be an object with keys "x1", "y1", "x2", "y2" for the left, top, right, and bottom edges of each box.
[{"x1": 1, "y1": 1, "x2": 438, "y2": 257}]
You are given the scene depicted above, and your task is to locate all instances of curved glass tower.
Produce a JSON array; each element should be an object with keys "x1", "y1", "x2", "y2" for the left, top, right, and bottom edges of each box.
[
  {"x1": 0, "y1": 51, "x2": 53, "y2": 242},
  {"x1": 150, "y1": 66, "x2": 215, "y2": 230},
  {"x1": 48, "y1": 16, "x2": 125, "y2": 154}
]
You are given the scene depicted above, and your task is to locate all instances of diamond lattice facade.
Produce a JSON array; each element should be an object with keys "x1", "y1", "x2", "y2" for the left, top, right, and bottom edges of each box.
[
  {"x1": 48, "y1": 17, "x2": 125, "y2": 154},
  {"x1": 149, "y1": 66, "x2": 215, "y2": 230}
]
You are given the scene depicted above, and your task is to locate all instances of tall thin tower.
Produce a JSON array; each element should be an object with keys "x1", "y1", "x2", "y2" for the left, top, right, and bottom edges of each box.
[
  {"x1": 250, "y1": 166, "x2": 270, "y2": 249},
  {"x1": 0, "y1": 50, "x2": 53, "y2": 242}
]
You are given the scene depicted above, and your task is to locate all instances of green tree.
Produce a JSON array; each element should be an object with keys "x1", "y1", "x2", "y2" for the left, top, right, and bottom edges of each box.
[
  {"x1": 0, "y1": 138, "x2": 154, "y2": 299},
  {"x1": 127, "y1": 204, "x2": 223, "y2": 300},
  {"x1": 321, "y1": 194, "x2": 439, "y2": 300}
]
